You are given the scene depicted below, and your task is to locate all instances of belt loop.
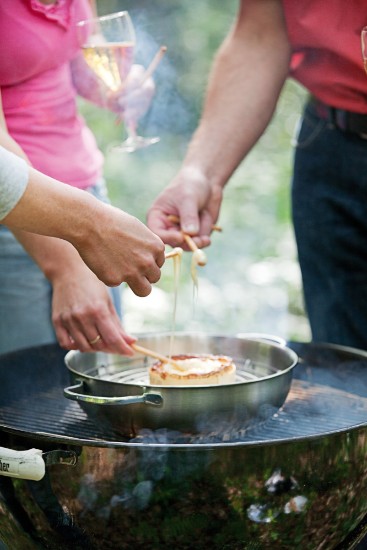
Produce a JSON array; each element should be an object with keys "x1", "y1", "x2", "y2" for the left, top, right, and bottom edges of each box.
[
  {"x1": 327, "y1": 106, "x2": 336, "y2": 126},
  {"x1": 335, "y1": 109, "x2": 348, "y2": 131}
]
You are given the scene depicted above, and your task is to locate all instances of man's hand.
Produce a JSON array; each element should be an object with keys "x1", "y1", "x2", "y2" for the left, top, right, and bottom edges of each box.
[{"x1": 147, "y1": 166, "x2": 223, "y2": 249}]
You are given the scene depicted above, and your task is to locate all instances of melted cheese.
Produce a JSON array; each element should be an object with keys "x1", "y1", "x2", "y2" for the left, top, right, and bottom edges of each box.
[
  {"x1": 190, "y1": 248, "x2": 207, "y2": 301},
  {"x1": 163, "y1": 357, "x2": 225, "y2": 376},
  {"x1": 169, "y1": 248, "x2": 182, "y2": 357},
  {"x1": 149, "y1": 354, "x2": 237, "y2": 386}
]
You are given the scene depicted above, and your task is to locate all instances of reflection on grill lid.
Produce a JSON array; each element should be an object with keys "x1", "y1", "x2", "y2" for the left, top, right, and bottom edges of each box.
[{"x1": 0, "y1": 342, "x2": 367, "y2": 448}]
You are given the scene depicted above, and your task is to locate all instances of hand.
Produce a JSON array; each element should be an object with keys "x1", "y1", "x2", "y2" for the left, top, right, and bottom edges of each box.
[
  {"x1": 51, "y1": 265, "x2": 136, "y2": 354},
  {"x1": 71, "y1": 203, "x2": 165, "y2": 297},
  {"x1": 107, "y1": 64, "x2": 155, "y2": 123},
  {"x1": 147, "y1": 166, "x2": 223, "y2": 249}
]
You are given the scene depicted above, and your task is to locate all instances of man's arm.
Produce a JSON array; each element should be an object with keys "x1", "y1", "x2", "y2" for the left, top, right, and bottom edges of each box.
[{"x1": 147, "y1": 0, "x2": 291, "y2": 247}]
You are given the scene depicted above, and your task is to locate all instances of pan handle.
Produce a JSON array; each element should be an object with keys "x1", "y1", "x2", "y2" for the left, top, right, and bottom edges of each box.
[
  {"x1": 64, "y1": 381, "x2": 163, "y2": 407},
  {"x1": 236, "y1": 333, "x2": 287, "y2": 347}
]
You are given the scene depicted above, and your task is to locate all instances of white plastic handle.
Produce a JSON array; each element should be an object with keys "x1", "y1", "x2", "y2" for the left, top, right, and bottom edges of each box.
[{"x1": 0, "y1": 447, "x2": 45, "y2": 481}]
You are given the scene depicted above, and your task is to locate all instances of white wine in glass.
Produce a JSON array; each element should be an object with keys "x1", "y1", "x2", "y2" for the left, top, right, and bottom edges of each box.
[{"x1": 76, "y1": 11, "x2": 160, "y2": 153}]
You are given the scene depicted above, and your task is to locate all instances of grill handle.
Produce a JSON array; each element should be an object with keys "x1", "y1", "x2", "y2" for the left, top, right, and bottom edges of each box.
[
  {"x1": 0, "y1": 447, "x2": 78, "y2": 481},
  {"x1": 0, "y1": 447, "x2": 45, "y2": 481},
  {"x1": 64, "y1": 381, "x2": 163, "y2": 407}
]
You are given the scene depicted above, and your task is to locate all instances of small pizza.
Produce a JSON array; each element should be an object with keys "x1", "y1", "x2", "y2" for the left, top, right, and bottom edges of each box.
[{"x1": 149, "y1": 354, "x2": 236, "y2": 386}]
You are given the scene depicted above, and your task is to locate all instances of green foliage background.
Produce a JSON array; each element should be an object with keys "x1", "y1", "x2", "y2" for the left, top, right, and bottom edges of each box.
[{"x1": 81, "y1": 0, "x2": 310, "y2": 341}]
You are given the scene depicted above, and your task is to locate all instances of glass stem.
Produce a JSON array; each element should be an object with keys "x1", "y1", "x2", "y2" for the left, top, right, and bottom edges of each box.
[{"x1": 127, "y1": 121, "x2": 137, "y2": 140}]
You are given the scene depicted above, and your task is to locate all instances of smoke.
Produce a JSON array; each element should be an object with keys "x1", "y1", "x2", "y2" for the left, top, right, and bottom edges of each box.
[{"x1": 126, "y1": 10, "x2": 197, "y2": 137}]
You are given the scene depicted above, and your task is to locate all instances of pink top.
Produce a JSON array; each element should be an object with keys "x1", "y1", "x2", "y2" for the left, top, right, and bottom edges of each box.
[
  {"x1": 282, "y1": 0, "x2": 367, "y2": 113},
  {"x1": 0, "y1": 0, "x2": 103, "y2": 189}
]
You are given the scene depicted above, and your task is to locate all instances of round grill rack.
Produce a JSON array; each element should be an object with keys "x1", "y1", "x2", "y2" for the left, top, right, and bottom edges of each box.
[{"x1": 86, "y1": 357, "x2": 282, "y2": 386}]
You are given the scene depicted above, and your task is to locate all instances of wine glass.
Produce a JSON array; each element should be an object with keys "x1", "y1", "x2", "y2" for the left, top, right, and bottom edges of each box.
[
  {"x1": 361, "y1": 27, "x2": 367, "y2": 73},
  {"x1": 76, "y1": 11, "x2": 160, "y2": 153}
]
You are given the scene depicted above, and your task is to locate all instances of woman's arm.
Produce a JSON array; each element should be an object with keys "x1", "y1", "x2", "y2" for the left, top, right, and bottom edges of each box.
[
  {"x1": 1, "y1": 149, "x2": 164, "y2": 291},
  {"x1": 0, "y1": 90, "x2": 164, "y2": 353}
]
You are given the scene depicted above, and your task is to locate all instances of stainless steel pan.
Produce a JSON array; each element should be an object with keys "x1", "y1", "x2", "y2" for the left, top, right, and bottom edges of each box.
[{"x1": 64, "y1": 332, "x2": 298, "y2": 436}]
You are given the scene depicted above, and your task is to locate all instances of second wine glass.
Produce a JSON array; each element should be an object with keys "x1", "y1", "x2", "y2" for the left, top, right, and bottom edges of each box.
[
  {"x1": 76, "y1": 11, "x2": 159, "y2": 153},
  {"x1": 362, "y1": 27, "x2": 367, "y2": 74}
]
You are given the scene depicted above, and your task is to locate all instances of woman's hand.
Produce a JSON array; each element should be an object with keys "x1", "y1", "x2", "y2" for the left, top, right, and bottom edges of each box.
[
  {"x1": 107, "y1": 64, "x2": 155, "y2": 122},
  {"x1": 51, "y1": 264, "x2": 135, "y2": 354},
  {"x1": 71, "y1": 204, "x2": 165, "y2": 296},
  {"x1": 10, "y1": 225, "x2": 160, "y2": 355},
  {"x1": 71, "y1": 56, "x2": 155, "y2": 122}
]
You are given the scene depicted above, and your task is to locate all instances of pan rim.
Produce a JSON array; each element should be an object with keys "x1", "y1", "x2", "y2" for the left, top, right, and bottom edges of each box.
[{"x1": 64, "y1": 330, "x2": 299, "y2": 389}]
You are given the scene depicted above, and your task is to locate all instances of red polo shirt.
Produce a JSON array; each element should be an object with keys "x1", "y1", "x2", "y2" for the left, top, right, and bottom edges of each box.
[{"x1": 282, "y1": 0, "x2": 367, "y2": 113}]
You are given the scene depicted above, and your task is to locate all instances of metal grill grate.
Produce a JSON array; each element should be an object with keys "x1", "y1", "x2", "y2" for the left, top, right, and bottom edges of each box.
[{"x1": 0, "y1": 342, "x2": 367, "y2": 447}]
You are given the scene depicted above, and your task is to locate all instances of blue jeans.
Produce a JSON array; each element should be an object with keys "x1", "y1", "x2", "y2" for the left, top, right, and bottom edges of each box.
[
  {"x1": 0, "y1": 180, "x2": 122, "y2": 355},
  {"x1": 292, "y1": 100, "x2": 367, "y2": 349}
]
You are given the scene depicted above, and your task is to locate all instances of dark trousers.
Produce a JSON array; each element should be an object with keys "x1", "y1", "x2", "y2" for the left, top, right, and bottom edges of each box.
[{"x1": 292, "y1": 100, "x2": 367, "y2": 349}]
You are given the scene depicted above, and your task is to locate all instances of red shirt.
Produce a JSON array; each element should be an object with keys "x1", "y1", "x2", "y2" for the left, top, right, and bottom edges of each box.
[{"x1": 282, "y1": 0, "x2": 367, "y2": 113}]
